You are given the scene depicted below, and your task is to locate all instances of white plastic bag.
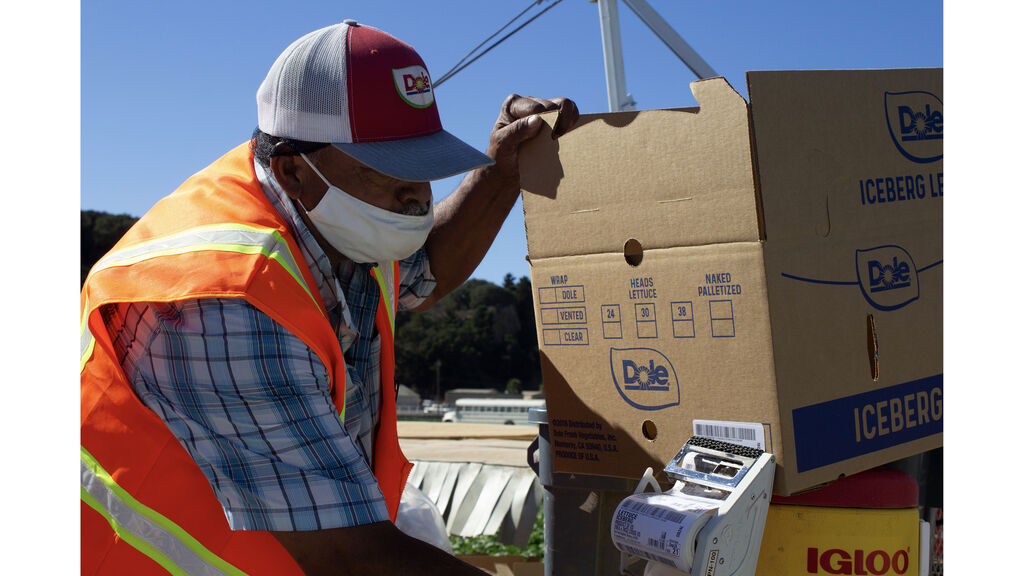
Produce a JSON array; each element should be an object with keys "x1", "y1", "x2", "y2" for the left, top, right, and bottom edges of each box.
[{"x1": 395, "y1": 481, "x2": 453, "y2": 554}]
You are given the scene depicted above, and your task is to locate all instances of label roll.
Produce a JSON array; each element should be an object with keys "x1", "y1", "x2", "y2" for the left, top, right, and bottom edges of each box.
[{"x1": 611, "y1": 492, "x2": 717, "y2": 573}]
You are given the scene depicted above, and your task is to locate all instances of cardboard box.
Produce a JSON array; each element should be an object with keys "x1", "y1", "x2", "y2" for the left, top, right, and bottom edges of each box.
[{"x1": 519, "y1": 69, "x2": 942, "y2": 495}]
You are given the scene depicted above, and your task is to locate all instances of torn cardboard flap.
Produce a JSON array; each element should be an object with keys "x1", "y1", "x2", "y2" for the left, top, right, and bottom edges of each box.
[
  {"x1": 520, "y1": 77, "x2": 761, "y2": 261},
  {"x1": 519, "y1": 69, "x2": 942, "y2": 495}
]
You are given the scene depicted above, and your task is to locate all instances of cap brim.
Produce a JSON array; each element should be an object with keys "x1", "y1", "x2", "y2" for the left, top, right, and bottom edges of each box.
[{"x1": 332, "y1": 130, "x2": 495, "y2": 182}]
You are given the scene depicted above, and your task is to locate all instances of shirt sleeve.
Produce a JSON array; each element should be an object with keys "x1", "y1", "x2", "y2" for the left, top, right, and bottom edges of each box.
[
  {"x1": 396, "y1": 246, "x2": 437, "y2": 311},
  {"x1": 102, "y1": 298, "x2": 391, "y2": 532}
]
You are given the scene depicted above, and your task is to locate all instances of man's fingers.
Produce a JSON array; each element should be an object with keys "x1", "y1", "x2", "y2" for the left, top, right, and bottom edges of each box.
[
  {"x1": 498, "y1": 96, "x2": 579, "y2": 137},
  {"x1": 493, "y1": 115, "x2": 545, "y2": 152},
  {"x1": 497, "y1": 95, "x2": 559, "y2": 127},
  {"x1": 550, "y1": 97, "x2": 579, "y2": 139},
  {"x1": 491, "y1": 95, "x2": 581, "y2": 155},
  {"x1": 507, "y1": 96, "x2": 560, "y2": 119}
]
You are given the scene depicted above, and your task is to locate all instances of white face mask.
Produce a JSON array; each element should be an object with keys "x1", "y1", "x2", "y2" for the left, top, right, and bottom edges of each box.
[{"x1": 299, "y1": 153, "x2": 433, "y2": 264}]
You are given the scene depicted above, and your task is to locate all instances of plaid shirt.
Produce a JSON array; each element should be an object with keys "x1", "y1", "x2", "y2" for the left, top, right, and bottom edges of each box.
[{"x1": 101, "y1": 154, "x2": 436, "y2": 531}]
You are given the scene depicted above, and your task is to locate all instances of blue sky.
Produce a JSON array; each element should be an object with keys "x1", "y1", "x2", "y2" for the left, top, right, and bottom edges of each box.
[
  {"x1": 81, "y1": 0, "x2": 943, "y2": 286},
  {"x1": 5, "y1": 2, "x2": 1021, "y2": 572}
]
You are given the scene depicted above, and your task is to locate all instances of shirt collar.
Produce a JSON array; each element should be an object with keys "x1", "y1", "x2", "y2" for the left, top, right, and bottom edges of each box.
[
  {"x1": 253, "y1": 156, "x2": 364, "y2": 353},
  {"x1": 253, "y1": 157, "x2": 340, "y2": 313}
]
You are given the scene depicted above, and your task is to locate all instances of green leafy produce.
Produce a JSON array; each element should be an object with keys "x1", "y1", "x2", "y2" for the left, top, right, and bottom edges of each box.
[{"x1": 450, "y1": 507, "x2": 545, "y2": 559}]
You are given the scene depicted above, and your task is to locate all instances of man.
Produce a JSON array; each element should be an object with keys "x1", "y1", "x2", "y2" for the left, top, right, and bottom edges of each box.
[{"x1": 81, "y1": 20, "x2": 577, "y2": 575}]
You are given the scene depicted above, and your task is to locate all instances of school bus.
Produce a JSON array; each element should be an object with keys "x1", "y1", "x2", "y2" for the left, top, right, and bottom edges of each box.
[{"x1": 442, "y1": 398, "x2": 545, "y2": 425}]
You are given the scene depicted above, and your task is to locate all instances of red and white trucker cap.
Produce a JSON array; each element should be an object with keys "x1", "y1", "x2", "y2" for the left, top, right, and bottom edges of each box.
[{"x1": 257, "y1": 20, "x2": 494, "y2": 182}]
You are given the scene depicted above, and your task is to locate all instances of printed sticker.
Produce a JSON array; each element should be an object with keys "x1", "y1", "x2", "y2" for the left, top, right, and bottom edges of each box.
[{"x1": 393, "y1": 65, "x2": 434, "y2": 108}]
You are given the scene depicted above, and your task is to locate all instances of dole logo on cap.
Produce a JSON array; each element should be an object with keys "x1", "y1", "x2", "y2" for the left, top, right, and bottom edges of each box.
[{"x1": 393, "y1": 65, "x2": 434, "y2": 109}]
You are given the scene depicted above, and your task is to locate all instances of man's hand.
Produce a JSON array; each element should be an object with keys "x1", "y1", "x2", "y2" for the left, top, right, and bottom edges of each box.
[
  {"x1": 415, "y1": 95, "x2": 579, "y2": 309},
  {"x1": 487, "y1": 95, "x2": 579, "y2": 184}
]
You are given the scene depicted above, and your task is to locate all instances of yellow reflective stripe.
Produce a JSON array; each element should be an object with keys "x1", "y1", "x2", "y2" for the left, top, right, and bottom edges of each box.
[
  {"x1": 80, "y1": 296, "x2": 96, "y2": 373},
  {"x1": 89, "y1": 223, "x2": 322, "y2": 316},
  {"x1": 91, "y1": 223, "x2": 287, "y2": 273},
  {"x1": 390, "y1": 261, "x2": 400, "y2": 323},
  {"x1": 371, "y1": 262, "x2": 397, "y2": 333},
  {"x1": 99, "y1": 241, "x2": 310, "y2": 302},
  {"x1": 81, "y1": 487, "x2": 190, "y2": 576},
  {"x1": 81, "y1": 446, "x2": 247, "y2": 576},
  {"x1": 81, "y1": 337, "x2": 96, "y2": 374},
  {"x1": 338, "y1": 363, "x2": 348, "y2": 423}
]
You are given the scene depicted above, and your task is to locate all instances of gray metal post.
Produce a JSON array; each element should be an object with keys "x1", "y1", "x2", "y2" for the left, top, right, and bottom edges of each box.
[
  {"x1": 527, "y1": 409, "x2": 557, "y2": 575},
  {"x1": 620, "y1": 0, "x2": 718, "y2": 79},
  {"x1": 596, "y1": 0, "x2": 635, "y2": 111},
  {"x1": 529, "y1": 408, "x2": 635, "y2": 575},
  {"x1": 593, "y1": 0, "x2": 718, "y2": 112}
]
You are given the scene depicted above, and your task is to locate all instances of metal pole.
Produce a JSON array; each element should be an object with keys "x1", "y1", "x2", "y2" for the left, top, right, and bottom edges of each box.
[
  {"x1": 596, "y1": 0, "x2": 636, "y2": 111},
  {"x1": 621, "y1": 0, "x2": 719, "y2": 79},
  {"x1": 435, "y1": 359, "x2": 442, "y2": 403},
  {"x1": 529, "y1": 408, "x2": 634, "y2": 575}
]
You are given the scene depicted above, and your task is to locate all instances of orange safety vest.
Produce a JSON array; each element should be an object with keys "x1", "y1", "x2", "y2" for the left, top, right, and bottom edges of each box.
[{"x1": 80, "y1": 143, "x2": 412, "y2": 575}]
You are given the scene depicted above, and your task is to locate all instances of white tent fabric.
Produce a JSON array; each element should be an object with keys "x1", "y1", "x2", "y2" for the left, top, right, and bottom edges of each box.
[{"x1": 407, "y1": 460, "x2": 542, "y2": 549}]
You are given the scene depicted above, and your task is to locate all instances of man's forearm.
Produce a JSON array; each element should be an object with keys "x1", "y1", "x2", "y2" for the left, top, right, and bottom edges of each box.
[
  {"x1": 416, "y1": 96, "x2": 577, "y2": 309},
  {"x1": 272, "y1": 521, "x2": 489, "y2": 576},
  {"x1": 422, "y1": 160, "x2": 523, "y2": 303}
]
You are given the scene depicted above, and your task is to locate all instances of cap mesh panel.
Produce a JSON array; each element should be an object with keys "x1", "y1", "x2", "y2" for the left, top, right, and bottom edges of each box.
[{"x1": 257, "y1": 24, "x2": 352, "y2": 142}]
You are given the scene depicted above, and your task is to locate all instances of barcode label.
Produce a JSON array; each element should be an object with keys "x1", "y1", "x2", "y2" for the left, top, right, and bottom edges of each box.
[
  {"x1": 621, "y1": 543, "x2": 676, "y2": 567},
  {"x1": 621, "y1": 497, "x2": 689, "y2": 525},
  {"x1": 696, "y1": 424, "x2": 755, "y2": 441},
  {"x1": 611, "y1": 494, "x2": 717, "y2": 573},
  {"x1": 692, "y1": 419, "x2": 767, "y2": 450}
]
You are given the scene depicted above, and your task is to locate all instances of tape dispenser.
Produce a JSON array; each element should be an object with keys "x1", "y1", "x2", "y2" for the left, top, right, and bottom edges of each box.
[{"x1": 611, "y1": 436, "x2": 776, "y2": 576}]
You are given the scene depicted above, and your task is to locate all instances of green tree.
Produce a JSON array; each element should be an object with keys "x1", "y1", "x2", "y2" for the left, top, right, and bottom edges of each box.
[
  {"x1": 81, "y1": 210, "x2": 139, "y2": 285},
  {"x1": 395, "y1": 276, "x2": 541, "y2": 399}
]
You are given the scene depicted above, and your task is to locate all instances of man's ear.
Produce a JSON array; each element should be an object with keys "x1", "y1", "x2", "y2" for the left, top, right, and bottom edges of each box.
[{"x1": 269, "y1": 154, "x2": 305, "y2": 202}]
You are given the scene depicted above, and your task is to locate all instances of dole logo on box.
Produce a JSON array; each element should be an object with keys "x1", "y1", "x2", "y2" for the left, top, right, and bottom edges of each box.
[
  {"x1": 885, "y1": 90, "x2": 942, "y2": 164},
  {"x1": 856, "y1": 245, "x2": 919, "y2": 311},
  {"x1": 623, "y1": 359, "x2": 671, "y2": 391},
  {"x1": 610, "y1": 347, "x2": 680, "y2": 411}
]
